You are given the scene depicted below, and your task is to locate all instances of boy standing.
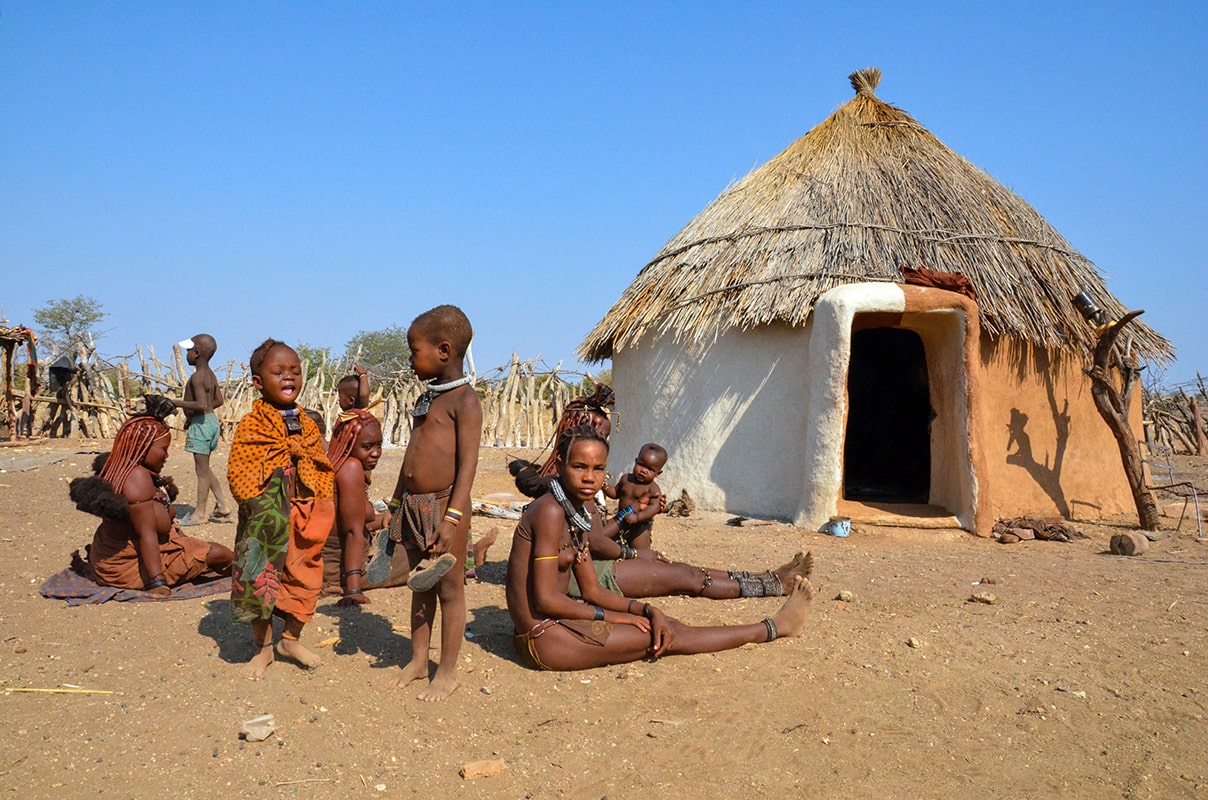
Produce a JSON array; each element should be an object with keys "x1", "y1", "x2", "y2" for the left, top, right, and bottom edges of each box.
[
  {"x1": 389, "y1": 305, "x2": 481, "y2": 701},
  {"x1": 604, "y1": 443, "x2": 668, "y2": 553},
  {"x1": 174, "y1": 334, "x2": 232, "y2": 525},
  {"x1": 227, "y1": 339, "x2": 336, "y2": 679}
]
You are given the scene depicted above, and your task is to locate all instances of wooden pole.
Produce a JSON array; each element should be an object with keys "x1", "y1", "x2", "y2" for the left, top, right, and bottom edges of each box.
[
  {"x1": 1190, "y1": 396, "x2": 1206, "y2": 456},
  {"x1": 1087, "y1": 310, "x2": 1160, "y2": 531}
]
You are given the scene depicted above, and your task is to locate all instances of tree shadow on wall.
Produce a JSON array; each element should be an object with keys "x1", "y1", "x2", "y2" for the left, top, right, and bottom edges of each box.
[{"x1": 1005, "y1": 394, "x2": 1071, "y2": 518}]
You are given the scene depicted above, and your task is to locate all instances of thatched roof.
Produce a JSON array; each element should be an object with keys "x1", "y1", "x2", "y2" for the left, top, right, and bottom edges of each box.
[{"x1": 579, "y1": 68, "x2": 1172, "y2": 363}]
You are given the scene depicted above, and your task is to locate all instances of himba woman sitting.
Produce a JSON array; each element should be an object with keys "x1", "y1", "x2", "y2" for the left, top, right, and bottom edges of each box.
[
  {"x1": 506, "y1": 424, "x2": 815, "y2": 671},
  {"x1": 69, "y1": 397, "x2": 234, "y2": 597}
]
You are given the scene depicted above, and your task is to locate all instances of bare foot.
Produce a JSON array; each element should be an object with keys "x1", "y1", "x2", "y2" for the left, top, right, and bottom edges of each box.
[
  {"x1": 276, "y1": 638, "x2": 321, "y2": 670},
  {"x1": 394, "y1": 659, "x2": 428, "y2": 689},
  {"x1": 771, "y1": 576, "x2": 816, "y2": 638},
  {"x1": 473, "y1": 527, "x2": 499, "y2": 568},
  {"x1": 772, "y1": 551, "x2": 814, "y2": 593},
  {"x1": 243, "y1": 643, "x2": 274, "y2": 680},
  {"x1": 417, "y1": 668, "x2": 459, "y2": 702}
]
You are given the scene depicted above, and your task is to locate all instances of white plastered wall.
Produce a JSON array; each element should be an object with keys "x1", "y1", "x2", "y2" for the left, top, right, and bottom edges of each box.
[{"x1": 610, "y1": 322, "x2": 816, "y2": 521}]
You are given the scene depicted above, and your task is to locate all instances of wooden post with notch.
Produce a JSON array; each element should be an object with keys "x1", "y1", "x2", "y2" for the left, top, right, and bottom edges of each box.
[{"x1": 1087, "y1": 309, "x2": 1161, "y2": 531}]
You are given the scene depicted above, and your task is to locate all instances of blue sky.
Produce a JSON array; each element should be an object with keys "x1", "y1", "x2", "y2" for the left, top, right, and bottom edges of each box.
[{"x1": 3, "y1": 2, "x2": 1205, "y2": 386}]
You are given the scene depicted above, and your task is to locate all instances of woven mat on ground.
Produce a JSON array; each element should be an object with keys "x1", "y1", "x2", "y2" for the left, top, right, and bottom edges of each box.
[{"x1": 39, "y1": 551, "x2": 231, "y2": 605}]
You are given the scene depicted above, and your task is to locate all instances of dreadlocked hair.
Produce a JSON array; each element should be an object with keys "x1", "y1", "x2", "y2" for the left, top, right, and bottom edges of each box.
[
  {"x1": 537, "y1": 391, "x2": 613, "y2": 478},
  {"x1": 70, "y1": 414, "x2": 170, "y2": 520},
  {"x1": 327, "y1": 408, "x2": 380, "y2": 475},
  {"x1": 98, "y1": 415, "x2": 170, "y2": 494},
  {"x1": 555, "y1": 423, "x2": 609, "y2": 465}
]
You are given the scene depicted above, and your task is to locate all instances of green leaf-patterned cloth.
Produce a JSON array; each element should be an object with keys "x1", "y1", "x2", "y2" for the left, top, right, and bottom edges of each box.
[{"x1": 230, "y1": 468, "x2": 291, "y2": 622}]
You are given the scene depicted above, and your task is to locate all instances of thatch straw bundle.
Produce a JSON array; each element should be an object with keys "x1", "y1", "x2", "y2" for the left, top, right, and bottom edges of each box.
[{"x1": 580, "y1": 68, "x2": 1171, "y2": 363}]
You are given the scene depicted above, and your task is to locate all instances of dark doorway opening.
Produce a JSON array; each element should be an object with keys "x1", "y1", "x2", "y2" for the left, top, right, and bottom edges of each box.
[{"x1": 844, "y1": 327, "x2": 931, "y2": 503}]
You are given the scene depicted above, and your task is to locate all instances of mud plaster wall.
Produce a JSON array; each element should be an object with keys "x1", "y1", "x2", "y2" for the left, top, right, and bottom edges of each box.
[
  {"x1": 977, "y1": 337, "x2": 1140, "y2": 521},
  {"x1": 610, "y1": 322, "x2": 815, "y2": 521}
]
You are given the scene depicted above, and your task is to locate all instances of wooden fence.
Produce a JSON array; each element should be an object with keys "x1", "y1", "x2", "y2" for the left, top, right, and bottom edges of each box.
[{"x1": 6, "y1": 342, "x2": 597, "y2": 452}]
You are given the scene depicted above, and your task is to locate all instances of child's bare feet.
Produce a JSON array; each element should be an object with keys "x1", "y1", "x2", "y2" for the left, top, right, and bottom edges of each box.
[
  {"x1": 277, "y1": 638, "x2": 321, "y2": 670},
  {"x1": 772, "y1": 551, "x2": 814, "y2": 593},
  {"x1": 473, "y1": 527, "x2": 499, "y2": 568},
  {"x1": 771, "y1": 576, "x2": 815, "y2": 638},
  {"x1": 243, "y1": 642, "x2": 274, "y2": 680},
  {"x1": 394, "y1": 659, "x2": 428, "y2": 689},
  {"x1": 417, "y1": 668, "x2": 459, "y2": 702}
]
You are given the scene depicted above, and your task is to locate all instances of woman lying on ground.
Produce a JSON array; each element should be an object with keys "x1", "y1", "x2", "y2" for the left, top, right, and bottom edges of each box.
[
  {"x1": 68, "y1": 404, "x2": 234, "y2": 596},
  {"x1": 505, "y1": 425, "x2": 815, "y2": 671}
]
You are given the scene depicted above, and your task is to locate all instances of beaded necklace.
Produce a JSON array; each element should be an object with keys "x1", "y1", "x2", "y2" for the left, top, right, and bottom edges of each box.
[
  {"x1": 549, "y1": 478, "x2": 591, "y2": 562},
  {"x1": 411, "y1": 376, "x2": 473, "y2": 417}
]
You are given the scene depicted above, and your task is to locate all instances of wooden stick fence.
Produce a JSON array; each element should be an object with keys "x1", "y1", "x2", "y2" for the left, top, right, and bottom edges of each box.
[
  {"x1": 1143, "y1": 373, "x2": 1207, "y2": 456},
  {"x1": 5, "y1": 342, "x2": 597, "y2": 452}
]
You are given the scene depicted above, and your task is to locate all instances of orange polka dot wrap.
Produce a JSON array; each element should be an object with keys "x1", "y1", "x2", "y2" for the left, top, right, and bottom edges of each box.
[{"x1": 228, "y1": 399, "x2": 334, "y2": 503}]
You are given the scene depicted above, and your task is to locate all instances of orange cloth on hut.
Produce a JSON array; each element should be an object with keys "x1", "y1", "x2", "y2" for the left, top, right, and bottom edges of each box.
[{"x1": 228, "y1": 399, "x2": 334, "y2": 502}]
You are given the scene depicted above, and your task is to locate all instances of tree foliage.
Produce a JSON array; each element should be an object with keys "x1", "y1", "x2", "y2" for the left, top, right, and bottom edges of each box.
[
  {"x1": 33, "y1": 295, "x2": 106, "y2": 354},
  {"x1": 344, "y1": 325, "x2": 411, "y2": 378}
]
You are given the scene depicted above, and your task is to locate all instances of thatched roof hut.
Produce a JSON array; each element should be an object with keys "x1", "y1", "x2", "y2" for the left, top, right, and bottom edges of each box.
[
  {"x1": 581, "y1": 69, "x2": 1170, "y2": 535},
  {"x1": 580, "y1": 67, "x2": 1170, "y2": 364}
]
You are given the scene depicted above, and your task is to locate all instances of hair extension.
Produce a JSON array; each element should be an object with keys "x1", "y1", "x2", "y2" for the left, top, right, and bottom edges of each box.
[
  {"x1": 97, "y1": 415, "x2": 169, "y2": 494},
  {"x1": 327, "y1": 408, "x2": 379, "y2": 474}
]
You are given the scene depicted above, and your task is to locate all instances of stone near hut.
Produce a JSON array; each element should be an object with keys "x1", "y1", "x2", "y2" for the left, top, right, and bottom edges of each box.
[
  {"x1": 461, "y1": 759, "x2": 508, "y2": 780},
  {"x1": 1110, "y1": 532, "x2": 1149, "y2": 556},
  {"x1": 998, "y1": 532, "x2": 1020, "y2": 545},
  {"x1": 1010, "y1": 526, "x2": 1035, "y2": 540}
]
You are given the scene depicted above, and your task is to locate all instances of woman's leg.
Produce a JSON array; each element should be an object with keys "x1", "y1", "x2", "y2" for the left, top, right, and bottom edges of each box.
[
  {"x1": 532, "y1": 577, "x2": 815, "y2": 670},
  {"x1": 206, "y1": 542, "x2": 234, "y2": 575},
  {"x1": 614, "y1": 551, "x2": 812, "y2": 600},
  {"x1": 664, "y1": 576, "x2": 815, "y2": 654}
]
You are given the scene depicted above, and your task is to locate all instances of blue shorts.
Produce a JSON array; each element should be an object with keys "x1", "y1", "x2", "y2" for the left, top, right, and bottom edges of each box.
[{"x1": 184, "y1": 412, "x2": 221, "y2": 455}]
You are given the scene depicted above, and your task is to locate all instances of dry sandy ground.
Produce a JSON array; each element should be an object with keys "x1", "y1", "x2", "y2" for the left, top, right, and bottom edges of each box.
[{"x1": 1, "y1": 439, "x2": 1207, "y2": 800}]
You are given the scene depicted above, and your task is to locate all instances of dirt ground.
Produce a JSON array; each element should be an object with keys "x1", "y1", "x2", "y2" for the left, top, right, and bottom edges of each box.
[{"x1": 1, "y1": 439, "x2": 1206, "y2": 800}]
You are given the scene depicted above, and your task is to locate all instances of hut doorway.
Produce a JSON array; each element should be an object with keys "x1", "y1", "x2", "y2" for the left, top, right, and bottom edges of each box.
[{"x1": 843, "y1": 326, "x2": 931, "y2": 503}]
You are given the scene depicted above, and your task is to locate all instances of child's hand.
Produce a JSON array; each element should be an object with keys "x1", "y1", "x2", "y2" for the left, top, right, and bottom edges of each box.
[
  {"x1": 148, "y1": 585, "x2": 172, "y2": 599},
  {"x1": 431, "y1": 520, "x2": 456, "y2": 555},
  {"x1": 338, "y1": 592, "x2": 371, "y2": 608},
  {"x1": 647, "y1": 607, "x2": 674, "y2": 657}
]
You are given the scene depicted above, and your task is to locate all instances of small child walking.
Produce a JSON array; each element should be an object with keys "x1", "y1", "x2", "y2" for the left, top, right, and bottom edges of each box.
[
  {"x1": 227, "y1": 339, "x2": 336, "y2": 680},
  {"x1": 388, "y1": 305, "x2": 482, "y2": 701}
]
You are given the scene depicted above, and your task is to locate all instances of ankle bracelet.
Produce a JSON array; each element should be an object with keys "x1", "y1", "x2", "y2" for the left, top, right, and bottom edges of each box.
[{"x1": 762, "y1": 618, "x2": 778, "y2": 642}]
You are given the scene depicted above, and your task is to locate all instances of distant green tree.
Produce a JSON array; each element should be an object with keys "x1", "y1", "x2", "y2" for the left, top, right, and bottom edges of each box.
[
  {"x1": 33, "y1": 295, "x2": 106, "y2": 354},
  {"x1": 344, "y1": 325, "x2": 411, "y2": 378},
  {"x1": 295, "y1": 342, "x2": 337, "y2": 391},
  {"x1": 295, "y1": 342, "x2": 334, "y2": 368}
]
